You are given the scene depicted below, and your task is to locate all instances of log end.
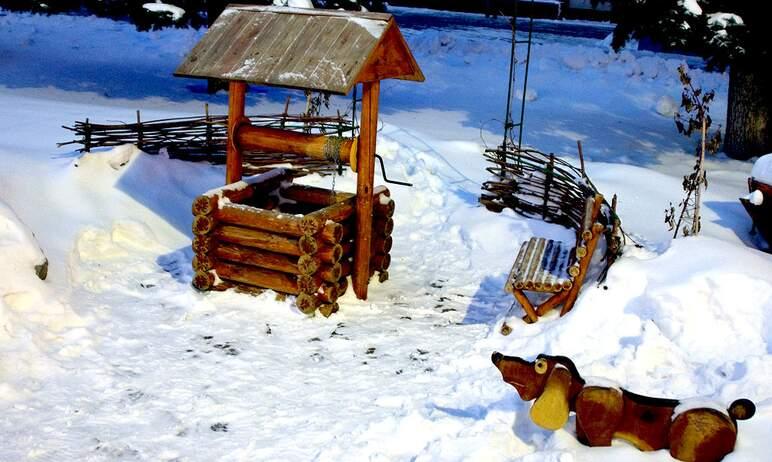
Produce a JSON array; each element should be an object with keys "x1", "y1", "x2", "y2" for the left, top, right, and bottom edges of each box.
[
  {"x1": 298, "y1": 234, "x2": 319, "y2": 255},
  {"x1": 192, "y1": 270, "x2": 215, "y2": 291},
  {"x1": 318, "y1": 302, "x2": 339, "y2": 318},
  {"x1": 296, "y1": 293, "x2": 317, "y2": 315},
  {"x1": 192, "y1": 215, "x2": 216, "y2": 235}
]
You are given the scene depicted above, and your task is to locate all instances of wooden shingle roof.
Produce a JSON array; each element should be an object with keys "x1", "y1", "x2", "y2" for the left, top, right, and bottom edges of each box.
[{"x1": 174, "y1": 5, "x2": 424, "y2": 94}]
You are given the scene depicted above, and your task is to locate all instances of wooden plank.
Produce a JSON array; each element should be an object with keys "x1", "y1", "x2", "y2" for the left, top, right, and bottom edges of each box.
[
  {"x1": 218, "y1": 12, "x2": 279, "y2": 79},
  {"x1": 352, "y1": 81, "x2": 379, "y2": 300},
  {"x1": 175, "y1": 7, "x2": 241, "y2": 76},
  {"x1": 189, "y1": 10, "x2": 255, "y2": 77},
  {"x1": 355, "y1": 20, "x2": 424, "y2": 83}
]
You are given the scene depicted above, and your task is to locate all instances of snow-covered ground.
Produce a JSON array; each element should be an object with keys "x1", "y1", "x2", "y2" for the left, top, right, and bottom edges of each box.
[{"x1": 1, "y1": 7, "x2": 771, "y2": 462}]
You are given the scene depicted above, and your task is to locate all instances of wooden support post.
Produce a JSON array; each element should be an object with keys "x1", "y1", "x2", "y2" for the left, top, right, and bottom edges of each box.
[
  {"x1": 226, "y1": 80, "x2": 247, "y2": 184},
  {"x1": 353, "y1": 81, "x2": 379, "y2": 300},
  {"x1": 512, "y1": 289, "x2": 539, "y2": 324}
]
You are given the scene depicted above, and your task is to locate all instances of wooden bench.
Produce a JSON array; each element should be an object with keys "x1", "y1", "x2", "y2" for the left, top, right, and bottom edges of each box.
[{"x1": 504, "y1": 193, "x2": 605, "y2": 324}]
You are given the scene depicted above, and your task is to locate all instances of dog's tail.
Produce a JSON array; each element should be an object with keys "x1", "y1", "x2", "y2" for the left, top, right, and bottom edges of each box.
[{"x1": 728, "y1": 398, "x2": 756, "y2": 421}]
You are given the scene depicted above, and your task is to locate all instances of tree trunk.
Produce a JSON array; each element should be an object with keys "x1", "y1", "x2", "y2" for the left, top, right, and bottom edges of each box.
[{"x1": 724, "y1": 65, "x2": 772, "y2": 159}]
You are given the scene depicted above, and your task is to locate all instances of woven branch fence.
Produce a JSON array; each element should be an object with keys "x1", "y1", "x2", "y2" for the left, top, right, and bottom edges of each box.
[{"x1": 58, "y1": 108, "x2": 356, "y2": 176}]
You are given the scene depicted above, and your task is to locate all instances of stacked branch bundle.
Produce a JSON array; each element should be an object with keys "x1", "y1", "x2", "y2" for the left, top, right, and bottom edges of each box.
[
  {"x1": 191, "y1": 168, "x2": 394, "y2": 317},
  {"x1": 58, "y1": 110, "x2": 356, "y2": 175}
]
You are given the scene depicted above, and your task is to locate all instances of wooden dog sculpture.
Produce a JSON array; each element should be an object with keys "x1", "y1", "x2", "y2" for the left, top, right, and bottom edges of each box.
[{"x1": 491, "y1": 352, "x2": 755, "y2": 462}]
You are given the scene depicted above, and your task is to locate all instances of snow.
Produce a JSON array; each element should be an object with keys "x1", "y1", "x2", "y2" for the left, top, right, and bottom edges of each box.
[
  {"x1": 0, "y1": 7, "x2": 770, "y2": 461},
  {"x1": 348, "y1": 17, "x2": 387, "y2": 38},
  {"x1": 680, "y1": 0, "x2": 703, "y2": 17},
  {"x1": 656, "y1": 95, "x2": 678, "y2": 117},
  {"x1": 745, "y1": 190, "x2": 764, "y2": 206},
  {"x1": 272, "y1": 0, "x2": 314, "y2": 8},
  {"x1": 708, "y1": 13, "x2": 744, "y2": 28},
  {"x1": 751, "y1": 153, "x2": 772, "y2": 185},
  {"x1": 142, "y1": 1, "x2": 186, "y2": 22}
]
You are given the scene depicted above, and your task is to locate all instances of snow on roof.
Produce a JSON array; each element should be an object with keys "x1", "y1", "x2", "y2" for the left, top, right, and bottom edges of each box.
[{"x1": 175, "y1": 5, "x2": 423, "y2": 94}]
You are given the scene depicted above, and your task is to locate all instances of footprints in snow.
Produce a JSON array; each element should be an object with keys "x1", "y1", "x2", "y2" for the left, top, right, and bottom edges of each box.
[{"x1": 186, "y1": 334, "x2": 240, "y2": 358}]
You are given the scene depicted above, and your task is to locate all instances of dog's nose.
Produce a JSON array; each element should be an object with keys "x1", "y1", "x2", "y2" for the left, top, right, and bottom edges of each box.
[{"x1": 491, "y1": 352, "x2": 503, "y2": 366}]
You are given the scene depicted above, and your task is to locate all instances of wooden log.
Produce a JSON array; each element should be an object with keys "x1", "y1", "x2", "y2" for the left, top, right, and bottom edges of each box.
[
  {"x1": 214, "y1": 225, "x2": 317, "y2": 256},
  {"x1": 514, "y1": 239, "x2": 538, "y2": 290},
  {"x1": 319, "y1": 263, "x2": 342, "y2": 283},
  {"x1": 353, "y1": 81, "x2": 379, "y2": 300},
  {"x1": 536, "y1": 290, "x2": 569, "y2": 317},
  {"x1": 373, "y1": 197, "x2": 395, "y2": 218},
  {"x1": 192, "y1": 194, "x2": 218, "y2": 216},
  {"x1": 192, "y1": 270, "x2": 215, "y2": 291},
  {"x1": 524, "y1": 238, "x2": 547, "y2": 290},
  {"x1": 373, "y1": 216, "x2": 394, "y2": 237},
  {"x1": 560, "y1": 222, "x2": 603, "y2": 317},
  {"x1": 513, "y1": 289, "x2": 538, "y2": 323},
  {"x1": 215, "y1": 260, "x2": 301, "y2": 295},
  {"x1": 568, "y1": 264, "x2": 581, "y2": 278},
  {"x1": 317, "y1": 244, "x2": 343, "y2": 264},
  {"x1": 304, "y1": 196, "x2": 356, "y2": 229},
  {"x1": 236, "y1": 124, "x2": 357, "y2": 167},
  {"x1": 279, "y1": 184, "x2": 354, "y2": 206},
  {"x1": 297, "y1": 275, "x2": 318, "y2": 294},
  {"x1": 318, "y1": 222, "x2": 343, "y2": 245},
  {"x1": 192, "y1": 215, "x2": 216, "y2": 235},
  {"x1": 318, "y1": 302, "x2": 339, "y2": 318},
  {"x1": 506, "y1": 242, "x2": 529, "y2": 293},
  {"x1": 192, "y1": 253, "x2": 214, "y2": 272},
  {"x1": 337, "y1": 276, "x2": 349, "y2": 297},
  {"x1": 192, "y1": 235, "x2": 212, "y2": 254},
  {"x1": 371, "y1": 253, "x2": 391, "y2": 272},
  {"x1": 371, "y1": 235, "x2": 393, "y2": 255},
  {"x1": 340, "y1": 259, "x2": 352, "y2": 278},
  {"x1": 581, "y1": 196, "x2": 595, "y2": 241},
  {"x1": 226, "y1": 81, "x2": 247, "y2": 184},
  {"x1": 216, "y1": 202, "x2": 320, "y2": 236},
  {"x1": 576, "y1": 245, "x2": 588, "y2": 259},
  {"x1": 296, "y1": 293, "x2": 318, "y2": 314},
  {"x1": 377, "y1": 270, "x2": 389, "y2": 283},
  {"x1": 315, "y1": 283, "x2": 338, "y2": 304},
  {"x1": 213, "y1": 243, "x2": 318, "y2": 276}
]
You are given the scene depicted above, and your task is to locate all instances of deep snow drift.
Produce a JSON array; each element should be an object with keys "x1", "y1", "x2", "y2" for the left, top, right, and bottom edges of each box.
[{"x1": 0, "y1": 7, "x2": 771, "y2": 462}]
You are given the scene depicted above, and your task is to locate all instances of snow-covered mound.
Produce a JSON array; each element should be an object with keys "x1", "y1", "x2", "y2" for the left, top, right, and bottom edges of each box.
[{"x1": 0, "y1": 199, "x2": 86, "y2": 399}]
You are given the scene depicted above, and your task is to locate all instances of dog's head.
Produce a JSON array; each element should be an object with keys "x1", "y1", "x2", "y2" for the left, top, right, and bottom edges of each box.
[{"x1": 491, "y1": 352, "x2": 585, "y2": 430}]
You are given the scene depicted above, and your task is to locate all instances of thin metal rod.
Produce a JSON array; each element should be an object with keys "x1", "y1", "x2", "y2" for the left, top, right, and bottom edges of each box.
[{"x1": 517, "y1": 14, "x2": 534, "y2": 150}]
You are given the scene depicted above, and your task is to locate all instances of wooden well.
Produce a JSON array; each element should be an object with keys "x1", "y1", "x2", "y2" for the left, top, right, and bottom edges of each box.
[
  {"x1": 176, "y1": 5, "x2": 423, "y2": 304},
  {"x1": 191, "y1": 169, "x2": 394, "y2": 316}
]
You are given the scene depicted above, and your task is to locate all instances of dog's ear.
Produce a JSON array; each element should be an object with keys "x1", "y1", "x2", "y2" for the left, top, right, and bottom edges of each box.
[{"x1": 530, "y1": 366, "x2": 572, "y2": 430}]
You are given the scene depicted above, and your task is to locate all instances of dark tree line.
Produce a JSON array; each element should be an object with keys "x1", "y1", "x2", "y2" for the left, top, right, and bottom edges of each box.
[{"x1": 0, "y1": 0, "x2": 385, "y2": 30}]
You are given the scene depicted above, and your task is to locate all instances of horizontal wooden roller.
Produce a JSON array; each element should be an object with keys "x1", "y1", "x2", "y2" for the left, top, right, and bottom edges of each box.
[
  {"x1": 217, "y1": 202, "x2": 319, "y2": 236},
  {"x1": 214, "y1": 225, "x2": 317, "y2": 256},
  {"x1": 236, "y1": 125, "x2": 358, "y2": 169},
  {"x1": 279, "y1": 184, "x2": 355, "y2": 206},
  {"x1": 215, "y1": 260, "x2": 302, "y2": 295},
  {"x1": 213, "y1": 243, "x2": 318, "y2": 276}
]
